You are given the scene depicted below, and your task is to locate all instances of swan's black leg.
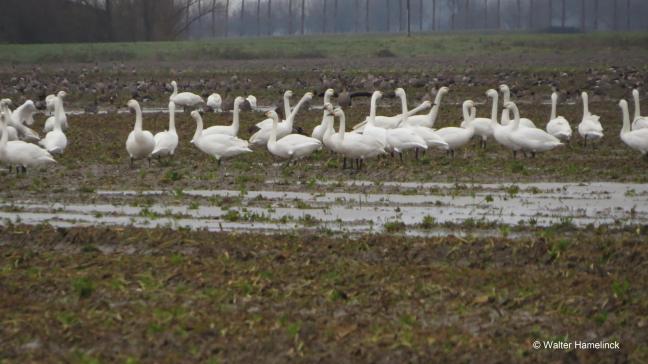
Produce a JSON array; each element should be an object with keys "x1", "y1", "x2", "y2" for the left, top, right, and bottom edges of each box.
[
  {"x1": 399, "y1": 152, "x2": 404, "y2": 163},
  {"x1": 415, "y1": 148, "x2": 419, "y2": 161},
  {"x1": 342, "y1": 157, "x2": 347, "y2": 169},
  {"x1": 148, "y1": 158, "x2": 151, "y2": 167},
  {"x1": 532, "y1": 152, "x2": 536, "y2": 158},
  {"x1": 130, "y1": 157, "x2": 134, "y2": 168},
  {"x1": 512, "y1": 150, "x2": 517, "y2": 159}
]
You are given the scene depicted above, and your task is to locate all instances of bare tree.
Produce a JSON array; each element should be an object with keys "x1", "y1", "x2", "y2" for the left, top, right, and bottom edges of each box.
[
  {"x1": 386, "y1": 0, "x2": 390, "y2": 32},
  {"x1": 580, "y1": 0, "x2": 585, "y2": 31},
  {"x1": 484, "y1": 0, "x2": 488, "y2": 29},
  {"x1": 496, "y1": 0, "x2": 500, "y2": 29},
  {"x1": 593, "y1": 0, "x2": 598, "y2": 30},
  {"x1": 225, "y1": 0, "x2": 230, "y2": 36},
  {"x1": 334, "y1": 0, "x2": 338, "y2": 33},
  {"x1": 212, "y1": 0, "x2": 217, "y2": 36},
  {"x1": 355, "y1": 0, "x2": 359, "y2": 32},
  {"x1": 419, "y1": 0, "x2": 422, "y2": 31},
  {"x1": 561, "y1": 0, "x2": 565, "y2": 28},
  {"x1": 529, "y1": 0, "x2": 533, "y2": 29},
  {"x1": 256, "y1": 0, "x2": 261, "y2": 36},
  {"x1": 516, "y1": 0, "x2": 521, "y2": 29},
  {"x1": 399, "y1": 0, "x2": 403, "y2": 32},
  {"x1": 614, "y1": 0, "x2": 618, "y2": 30},
  {"x1": 451, "y1": 0, "x2": 455, "y2": 30},
  {"x1": 466, "y1": 0, "x2": 471, "y2": 30},
  {"x1": 548, "y1": 0, "x2": 552, "y2": 27},
  {"x1": 626, "y1": 0, "x2": 630, "y2": 30},
  {"x1": 323, "y1": 0, "x2": 327, "y2": 33}
]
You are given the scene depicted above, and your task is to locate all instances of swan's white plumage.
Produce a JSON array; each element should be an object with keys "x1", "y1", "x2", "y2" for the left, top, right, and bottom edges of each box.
[
  {"x1": 39, "y1": 91, "x2": 68, "y2": 155},
  {"x1": 152, "y1": 101, "x2": 179, "y2": 158},
  {"x1": 125, "y1": 99, "x2": 155, "y2": 162}
]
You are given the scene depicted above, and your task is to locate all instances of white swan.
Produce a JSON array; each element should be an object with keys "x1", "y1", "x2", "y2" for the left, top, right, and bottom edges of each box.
[
  {"x1": 631, "y1": 89, "x2": 648, "y2": 130},
  {"x1": 361, "y1": 91, "x2": 428, "y2": 156},
  {"x1": 152, "y1": 101, "x2": 179, "y2": 158},
  {"x1": 265, "y1": 110, "x2": 321, "y2": 161},
  {"x1": 329, "y1": 107, "x2": 385, "y2": 169},
  {"x1": 12, "y1": 100, "x2": 37, "y2": 126},
  {"x1": 506, "y1": 101, "x2": 562, "y2": 156},
  {"x1": 125, "y1": 99, "x2": 155, "y2": 166},
  {"x1": 403, "y1": 87, "x2": 450, "y2": 128},
  {"x1": 311, "y1": 89, "x2": 335, "y2": 141},
  {"x1": 435, "y1": 100, "x2": 476, "y2": 157},
  {"x1": 206, "y1": 93, "x2": 223, "y2": 112},
  {"x1": 43, "y1": 91, "x2": 69, "y2": 132},
  {"x1": 578, "y1": 91, "x2": 604, "y2": 145},
  {"x1": 353, "y1": 88, "x2": 431, "y2": 131},
  {"x1": 486, "y1": 89, "x2": 522, "y2": 157},
  {"x1": 4, "y1": 99, "x2": 40, "y2": 142},
  {"x1": 169, "y1": 81, "x2": 204, "y2": 108},
  {"x1": 546, "y1": 92, "x2": 572, "y2": 142},
  {"x1": 0, "y1": 100, "x2": 18, "y2": 141},
  {"x1": 38, "y1": 91, "x2": 68, "y2": 155},
  {"x1": 0, "y1": 104, "x2": 55, "y2": 173},
  {"x1": 460, "y1": 98, "x2": 495, "y2": 148},
  {"x1": 250, "y1": 92, "x2": 313, "y2": 147},
  {"x1": 202, "y1": 96, "x2": 245, "y2": 137},
  {"x1": 398, "y1": 101, "x2": 449, "y2": 152},
  {"x1": 190, "y1": 111, "x2": 252, "y2": 163},
  {"x1": 619, "y1": 99, "x2": 648, "y2": 155},
  {"x1": 499, "y1": 84, "x2": 536, "y2": 128},
  {"x1": 255, "y1": 90, "x2": 293, "y2": 129},
  {"x1": 321, "y1": 103, "x2": 341, "y2": 153}
]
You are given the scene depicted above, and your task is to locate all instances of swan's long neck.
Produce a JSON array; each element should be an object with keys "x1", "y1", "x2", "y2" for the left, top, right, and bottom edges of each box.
[
  {"x1": 168, "y1": 102, "x2": 176, "y2": 132},
  {"x1": 324, "y1": 92, "x2": 331, "y2": 106},
  {"x1": 283, "y1": 93, "x2": 292, "y2": 119},
  {"x1": 269, "y1": 114, "x2": 278, "y2": 145},
  {"x1": 462, "y1": 102, "x2": 471, "y2": 122},
  {"x1": 489, "y1": 93, "x2": 499, "y2": 128},
  {"x1": 192, "y1": 114, "x2": 203, "y2": 141},
  {"x1": 550, "y1": 93, "x2": 558, "y2": 120},
  {"x1": 621, "y1": 102, "x2": 631, "y2": 135},
  {"x1": 232, "y1": 101, "x2": 240, "y2": 134},
  {"x1": 582, "y1": 93, "x2": 590, "y2": 116},
  {"x1": 287, "y1": 96, "x2": 308, "y2": 128},
  {"x1": 134, "y1": 105, "x2": 143, "y2": 132},
  {"x1": 323, "y1": 113, "x2": 334, "y2": 140},
  {"x1": 399, "y1": 92, "x2": 408, "y2": 116},
  {"x1": 428, "y1": 91, "x2": 445, "y2": 127},
  {"x1": 54, "y1": 97, "x2": 64, "y2": 131},
  {"x1": 502, "y1": 87, "x2": 511, "y2": 119},
  {"x1": 368, "y1": 93, "x2": 379, "y2": 127},
  {"x1": 172, "y1": 83, "x2": 178, "y2": 98},
  {"x1": 0, "y1": 105, "x2": 8, "y2": 149},
  {"x1": 633, "y1": 90, "x2": 641, "y2": 120},
  {"x1": 337, "y1": 112, "x2": 346, "y2": 141},
  {"x1": 511, "y1": 105, "x2": 521, "y2": 131}
]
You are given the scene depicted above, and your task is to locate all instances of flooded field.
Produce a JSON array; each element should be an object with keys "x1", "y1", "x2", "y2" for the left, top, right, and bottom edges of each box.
[{"x1": 2, "y1": 182, "x2": 648, "y2": 236}]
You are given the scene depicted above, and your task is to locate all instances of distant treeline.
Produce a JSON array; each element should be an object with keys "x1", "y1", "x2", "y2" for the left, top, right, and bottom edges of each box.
[{"x1": 1, "y1": 0, "x2": 647, "y2": 44}]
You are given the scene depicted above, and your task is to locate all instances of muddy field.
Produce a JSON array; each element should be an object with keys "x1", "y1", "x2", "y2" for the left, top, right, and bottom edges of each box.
[
  {"x1": 1, "y1": 224, "x2": 647, "y2": 363},
  {"x1": 1, "y1": 35, "x2": 648, "y2": 362}
]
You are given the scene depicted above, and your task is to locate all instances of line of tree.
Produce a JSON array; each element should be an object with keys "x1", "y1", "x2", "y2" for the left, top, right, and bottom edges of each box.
[{"x1": 1, "y1": 0, "x2": 647, "y2": 43}]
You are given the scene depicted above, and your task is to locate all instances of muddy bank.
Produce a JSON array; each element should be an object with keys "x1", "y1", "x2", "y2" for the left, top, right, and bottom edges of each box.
[{"x1": 0, "y1": 224, "x2": 646, "y2": 362}]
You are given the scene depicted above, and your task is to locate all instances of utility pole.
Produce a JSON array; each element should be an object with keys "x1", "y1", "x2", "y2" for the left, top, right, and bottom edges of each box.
[
  {"x1": 593, "y1": 0, "x2": 598, "y2": 30},
  {"x1": 256, "y1": 0, "x2": 261, "y2": 36},
  {"x1": 334, "y1": 0, "x2": 338, "y2": 33},
  {"x1": 626, "y1": 0, "x2": 630, "y2": 30},
  {"x1": 496, "y1": 0, "x2": 500, "y2": 29},
  {"x1": 301, "y1": 0, "x2": 305, "y2": 35},
  {"x1": 323, "y1": 0, "x2": 327, "y2": 33},
  {"x1": 548, "y1": 0, "x2": 552, "y2": 28},
  {"x1": 407, "y1": 0, "x2": 411, "y2": 36},
  {"x1": 288, "y1": 0, "x2": 292, "y2": 35},
  {"x1": 366, "y1": 0, "x2": 370, "y2": 32},
  {"x1": 267, "y1": 0, "x2": 272, "y2": 36},
  {"x1": 529, "y1": 0, "x2": 533, "y2": 29},
  {"x1": 240, "y1": 0, "x2": 245, "y2": 36},
  {"x1": 386, "y1": 0, "x2": 390, "y2": 32},
  {"x1": 225, "y1": 0, "x2": 230, "y2": 37},
  {"x1": 432, "y1": 0, "x2": 436, "y2": 31},
  {"x1": 516, "y1": 0, "x2": 521, "y2": 29},
  {"x1": 212, "y1": 0, "x2": 216, "y2": 37},
  {"x1": 580, "y1": 0, "x2": 585, "y2": 32}
]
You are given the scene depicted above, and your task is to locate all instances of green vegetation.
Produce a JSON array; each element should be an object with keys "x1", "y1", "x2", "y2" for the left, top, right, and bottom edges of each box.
[{"x1": 2, "y1": 32, "x2": 648, "y2": 64}]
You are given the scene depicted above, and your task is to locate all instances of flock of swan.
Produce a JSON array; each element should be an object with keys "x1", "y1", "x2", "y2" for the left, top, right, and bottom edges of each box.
[{"x1": 1, "y1": 81, "x2": 648, "y2": 173}]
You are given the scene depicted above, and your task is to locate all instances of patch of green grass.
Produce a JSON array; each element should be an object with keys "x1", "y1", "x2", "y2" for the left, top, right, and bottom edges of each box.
[
  {"x1": 72, "y1": 277, "x2": 95, "y2": 299},
  {"x1": 384, "y1": 220, "x2": 406, "y2": 233}
]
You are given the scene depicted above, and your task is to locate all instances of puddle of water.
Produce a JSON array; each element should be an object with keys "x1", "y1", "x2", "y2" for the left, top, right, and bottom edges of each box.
[{"x1": 1, "y1": 181, "x2": 645, "y2": 236}]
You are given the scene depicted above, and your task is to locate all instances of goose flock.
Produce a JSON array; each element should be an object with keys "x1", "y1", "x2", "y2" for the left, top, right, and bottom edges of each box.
[{"x1": 1, "y1": 81, "x2": 648, "y2": 173}]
